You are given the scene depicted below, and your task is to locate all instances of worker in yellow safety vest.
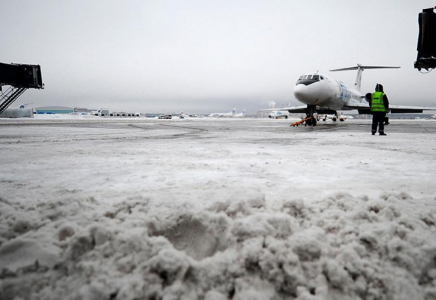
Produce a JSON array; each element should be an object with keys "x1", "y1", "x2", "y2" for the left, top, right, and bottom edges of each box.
[{"x1": 369, "y1": 83, "x2": 389, "y2": 135}]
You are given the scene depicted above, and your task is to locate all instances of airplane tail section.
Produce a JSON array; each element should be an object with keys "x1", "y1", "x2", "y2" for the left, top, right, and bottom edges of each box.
[{"x1": 330, "y1": 64, "x2": 400, "y2": 92}]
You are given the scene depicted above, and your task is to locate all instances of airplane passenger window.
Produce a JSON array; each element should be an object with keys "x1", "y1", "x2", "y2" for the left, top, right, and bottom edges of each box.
[{"x1": 320, "y1": 76, "x2": 324, "y2": 80}]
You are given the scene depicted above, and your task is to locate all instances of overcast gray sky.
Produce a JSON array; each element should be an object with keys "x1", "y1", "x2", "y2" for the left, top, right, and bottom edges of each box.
[{"x1": 1, "y1": 0, "x2": 435, "y2": 113}]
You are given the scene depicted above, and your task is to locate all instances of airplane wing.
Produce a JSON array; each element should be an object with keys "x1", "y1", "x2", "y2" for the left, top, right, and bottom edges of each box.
[
  {"x1": 268, "y1": 104, "x2": 436, "y2": 115},
  {"x1": 273, "y1": 106, "x2": 353, "y2": 114},
  {"x1": 280, "y1": 106, "x2": 346, "y2": 115},
  {"x1": 275, "y1": 106, "x2": 307, "y2": 113},
  {"x1": 344, "y1": 102, "x2": 436, "y2": 114}
]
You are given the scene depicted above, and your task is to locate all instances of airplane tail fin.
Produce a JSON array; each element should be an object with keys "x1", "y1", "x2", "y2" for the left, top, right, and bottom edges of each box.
[{"x1": 330, "y1": 64, "x2": 400, "y2": 92}]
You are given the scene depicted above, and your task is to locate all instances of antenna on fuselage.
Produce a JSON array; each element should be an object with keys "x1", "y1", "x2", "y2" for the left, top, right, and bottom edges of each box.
[{"x1": 330, "y1": 64, "x2": 400, "y2": 91}]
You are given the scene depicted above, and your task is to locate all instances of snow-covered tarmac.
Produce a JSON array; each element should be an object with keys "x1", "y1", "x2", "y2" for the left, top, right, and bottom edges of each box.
[{"x1": 1, "y1": 117, "x2": 436, "y2": 299}]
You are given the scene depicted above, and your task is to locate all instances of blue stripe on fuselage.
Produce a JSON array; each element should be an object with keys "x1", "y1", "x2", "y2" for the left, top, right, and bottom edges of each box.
[{"x1": 338, "y1": 82, "x2": 352, "y2": 101}]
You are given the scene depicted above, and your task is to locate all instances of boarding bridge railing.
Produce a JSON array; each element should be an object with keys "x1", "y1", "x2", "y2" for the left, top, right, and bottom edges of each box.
[{"x1": 0, "y1": 86, "x2": 28, "y2": 115}]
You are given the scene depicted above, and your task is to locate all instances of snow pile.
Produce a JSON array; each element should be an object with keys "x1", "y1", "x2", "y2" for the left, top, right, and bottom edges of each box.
[{"x1": 1, "y1": 192, "x2": 436, "y2": 299}]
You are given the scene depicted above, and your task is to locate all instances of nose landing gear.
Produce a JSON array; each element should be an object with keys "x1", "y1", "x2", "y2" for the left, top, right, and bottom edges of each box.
[
  {"x1": 304, "y1": 105, "x2": 317, "y2": 126},
  {"x1": 291, "y1": 116, "x2": 315, "y2": 127},
  {"x1": 306, "y1": 117, "x2": 317, "y2": 126},
  {"x1": 290, "y1": 105, "x2": 319, "y2": 127}
]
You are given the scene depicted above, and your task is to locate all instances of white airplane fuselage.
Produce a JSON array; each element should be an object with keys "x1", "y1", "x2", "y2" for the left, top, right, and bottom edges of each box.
[
  {"x1": 209, "y1": 108, "x2": 236, "y2": 117},
  {"x1": 293, "y1": 74, "x2": 365, "y2": 110},
  {"x1": 233, "y1": 110, "x2": 246, "y2": 118}
]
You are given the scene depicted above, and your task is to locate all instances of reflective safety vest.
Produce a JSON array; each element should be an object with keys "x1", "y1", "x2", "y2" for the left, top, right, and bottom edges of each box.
[{"x1": 371, "y1": 92, "x2": 387, "y2": 112}]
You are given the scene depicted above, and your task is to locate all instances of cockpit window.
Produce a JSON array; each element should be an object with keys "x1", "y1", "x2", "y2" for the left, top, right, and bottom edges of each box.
[
  {"x1": 296, "y1": 74, "x2": 322, "y2": 85},
  {"x1": 296, "y1": 74, "x2": 325, "y2": 85}
]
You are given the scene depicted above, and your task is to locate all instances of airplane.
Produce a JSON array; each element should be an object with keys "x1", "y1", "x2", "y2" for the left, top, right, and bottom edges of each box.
[
  {"x1": 208, "y1": 108, "x2": 236, "y2": 117},
  {"x1": 269, "y1": 110, "x2": 291, "y2": 119},
  {"x1": 279, "y1": 64, "x2": 436, "y2": 126},
  {"x1": 233, "y1": 109, "x2": 246, "y2": 118}
]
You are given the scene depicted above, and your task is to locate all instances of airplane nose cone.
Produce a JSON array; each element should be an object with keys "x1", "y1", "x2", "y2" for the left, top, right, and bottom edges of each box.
[{"x1": 294, "y1": 84, "x2": 310, "y2": 103}]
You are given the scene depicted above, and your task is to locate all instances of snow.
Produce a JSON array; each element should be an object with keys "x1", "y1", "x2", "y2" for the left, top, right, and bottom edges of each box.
[{"x1": 1, "y1": 117, "x2": 436, "y2": 299}]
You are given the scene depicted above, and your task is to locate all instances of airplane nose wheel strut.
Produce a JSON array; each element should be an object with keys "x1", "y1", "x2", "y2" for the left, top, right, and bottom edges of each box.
[
  {"x1": 305, "y1": 105, "x2": 317, "y2": 126},
  {"x1": 290, "y1": 105, "x2": 317, "y2": 127}
]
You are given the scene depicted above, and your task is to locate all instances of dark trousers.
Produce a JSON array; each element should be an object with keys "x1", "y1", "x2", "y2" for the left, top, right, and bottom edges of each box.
[{"x1": 372, "y1": 112, "x2": 386, "y2": 134}]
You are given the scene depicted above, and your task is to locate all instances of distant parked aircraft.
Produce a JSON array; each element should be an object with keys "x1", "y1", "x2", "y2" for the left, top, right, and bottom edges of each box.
[
  {"x1": 208, "y1": 108, "x2": 236, "y2": 117},
  {"x1": 233, "y1": 109, "x2": 246, "y2": 118},
  {"x1": 269, "y1": 111, "x2": 290, "y2": 119}
]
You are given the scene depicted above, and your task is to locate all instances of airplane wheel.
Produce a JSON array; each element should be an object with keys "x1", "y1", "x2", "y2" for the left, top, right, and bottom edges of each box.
[{"x1": 306, "y1": 118, "x2": 316, "y2": 126}]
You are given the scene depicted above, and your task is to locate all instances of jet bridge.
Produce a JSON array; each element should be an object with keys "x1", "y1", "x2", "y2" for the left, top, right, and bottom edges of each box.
[
  {"x1": 0, "y1": 62, "x2": 44, "y2": 114},
  {"x1": 415, "y1": 7, "x2": 436, "y2": 71}
]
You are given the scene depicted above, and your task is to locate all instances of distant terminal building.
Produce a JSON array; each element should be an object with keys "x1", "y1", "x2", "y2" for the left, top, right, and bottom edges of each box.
[
  {"x1": 73, "y1": 107, "x2": 110, "y2": 116},
  {"x1": 36, "y1": 106, "x2": 74, "y2": 114},
  {"x1": 0, "y1": 108, "x2": 34, "y2": 118},
  {"x1": 256, "y1": 110, "x2": 271, "y2": 118},
  {"x1": 73, "y1": 107, "x2": 89, "y2": 114}
]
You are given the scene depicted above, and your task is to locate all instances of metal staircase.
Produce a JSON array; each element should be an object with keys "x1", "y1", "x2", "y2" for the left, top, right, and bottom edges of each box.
[{"x1": 0, "y1": 86, "x2": 28, "y2": 115}]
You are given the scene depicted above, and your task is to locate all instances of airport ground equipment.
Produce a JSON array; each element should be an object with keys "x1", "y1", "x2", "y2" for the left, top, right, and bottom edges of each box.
[
  {"x1": 0, "y1": 63, "x2": 43, "y2": 114},
  {"x1": 415, "y1": 7, "x2": 436, "y2": 71},
  {"x1": 290, "y1": 116, "x2": 313, "y2": 127}
]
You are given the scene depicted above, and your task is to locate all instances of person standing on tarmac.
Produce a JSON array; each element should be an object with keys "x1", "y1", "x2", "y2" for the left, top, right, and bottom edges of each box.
[{"x1": 368, "y1": 83, "x2": 390, "y2": 136}]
